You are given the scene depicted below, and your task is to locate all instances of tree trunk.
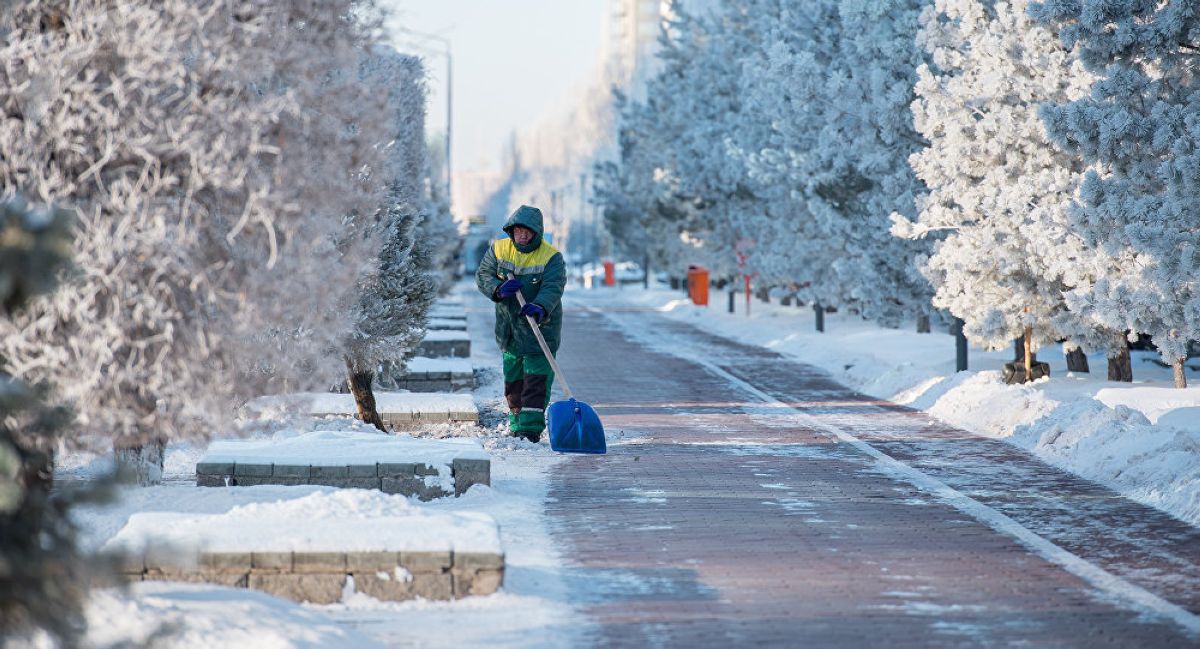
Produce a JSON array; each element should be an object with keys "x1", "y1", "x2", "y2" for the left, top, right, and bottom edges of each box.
[
  {"x1": 916, "y1": 314, "x2": 930, "y2": 334},
  {"x1": 951, "y1": 317, "x2": 968, "y2": 371},
  {"x1": 346, "y1": 358, "x2": 387, "y2": 432},
  {"x1": 814, "y1": 303, "x2": 825, "y2": 333},
  {"x1": 1023, "y1": 326, "x2": 1035, "y2": 383},
  {"x1": 1107, "y1": 341, "x2": 1133, "y2": 382},
  {"x1": 1065, "y1": 346, "x2": 1090, "y2": 373},
  {"x1": 1173, "y1": 358, "x2": 1188, "y2": 388},
  {"x1": 114, "y1": 437, "x2": 166, "y2": 486}
]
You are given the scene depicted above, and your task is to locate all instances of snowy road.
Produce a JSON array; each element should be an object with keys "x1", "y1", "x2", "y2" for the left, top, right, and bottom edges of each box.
[{"x1": 545, "y1": 301, "x2": 1200, "y2": 647}]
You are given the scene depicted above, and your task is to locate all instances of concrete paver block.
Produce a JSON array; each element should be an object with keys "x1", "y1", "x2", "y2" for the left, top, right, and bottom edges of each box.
[
  {"x1": 347, "y1": 464, "x2": 379, "y2": 478},
  {"x1": 414, "y1": 463, "x2": 440, "y2": 477},
  {"x1": 400, "y1": 551, "x2": 452, "y2": 571},
  {"x1": 200, "y1": 552, "x2": 252, "y2": 573},
  {"x1": 293, "y1": 552, "x2": 347, "y2": 574},
  {"x1": 251, "y1": 552, "x2": 293, "y2": 572},
  {"x1": 196, "y1": 474, "x2": 228, "y2": 487},
  {"x1": 453, "y1": 568, "x2": 504, "y2": 597},
  {"x1": 146, "y1": 570, "x2": 248, "y2": 588},
  {"x1": 196, "y1": 461, "x2": 234, "y2": 475},
  {"x1": 354, "y1": 572, "x2": 416, "y2": 601},
  {"x1": 311, "y1": 465, "x2": 349, "y2": 479},
  {"x1": 410, "y1": 572, "x2": 454, "y2": 600},
  {"x1": 378, "y1": 462, "x2": 417, "y2": 477},
  {"x1": 346, "y1": 551, "x2": 400, "y2": 572},
  {"x1": 453, "y1": 552, "x2": 504, "y2": 571},
  {"x1": 250, "y1": 573, "x2": 345, "y2": 605},
  {"x1": 233, "y1": 463, "x2": 273, "y2": 477},
  {"x1": 273, "y1": 464, "x2": 310, "y2": 478}
]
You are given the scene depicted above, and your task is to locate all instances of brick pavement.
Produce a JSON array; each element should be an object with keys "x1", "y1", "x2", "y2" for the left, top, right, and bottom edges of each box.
[{"x1": 546, "y1": 308, "x2": 1199, "y2": 647}]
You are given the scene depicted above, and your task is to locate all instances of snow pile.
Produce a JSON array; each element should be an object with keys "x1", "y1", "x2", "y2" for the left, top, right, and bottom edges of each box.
[
  {"x1": 199, "y1": 430, "x2": 488, "y2": 466},
  {"x1": 1093, "y1": 387, "x2": 1200, "y2": 426},
  {"x1": 80, "y1": 582, "x2": 380, "y2": 649},
  {"x1": 422, "y1": 329, "x2": 471, "y2": 342},
  {"x1": 406, "y1": 356, "x2": 474, "y2": 374},
  {"x1": 102, "y1": 489, "x2": 501, "y2": 555},
  {"x1": 572, "y1": 287, "x2": 1200, "y2": 526},
  {"x1": 247, "y1": 392, "x2": 476, "y2": 416}
]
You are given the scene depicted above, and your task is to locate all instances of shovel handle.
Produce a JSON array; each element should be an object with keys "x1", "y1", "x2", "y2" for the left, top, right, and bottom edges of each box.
[{"x1": 507, "y1": 273, "x2": 574, "y2": 399}]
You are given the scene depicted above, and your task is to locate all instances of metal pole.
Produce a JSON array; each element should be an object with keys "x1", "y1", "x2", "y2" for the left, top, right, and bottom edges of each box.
[
  {"x1": 579, "y1": 173, "x2": 587, "y2": 281},
  {"x1": 445, "y1": 50, "x2": 452, "y2": 206}
]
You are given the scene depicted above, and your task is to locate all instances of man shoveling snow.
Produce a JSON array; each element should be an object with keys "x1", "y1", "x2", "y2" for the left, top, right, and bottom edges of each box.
[{"x1": 475, "y1": 205, "x2": 565, "y2": 443}]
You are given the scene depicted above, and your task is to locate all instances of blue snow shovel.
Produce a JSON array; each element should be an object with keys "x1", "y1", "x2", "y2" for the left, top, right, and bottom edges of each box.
[{"x1": 509, "y1": 274, "x2": 606, "y2": 454}]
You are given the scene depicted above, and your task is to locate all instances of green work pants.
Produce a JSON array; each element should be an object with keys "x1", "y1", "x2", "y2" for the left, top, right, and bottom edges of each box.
[{"x1": 503, "y1": 350, "x2": 555, "y2": 438}]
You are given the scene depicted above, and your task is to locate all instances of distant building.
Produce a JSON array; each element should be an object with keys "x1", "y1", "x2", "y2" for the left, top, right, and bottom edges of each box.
[{"x1": 607, "y1": 0, "x2": 718, "y2": 99}]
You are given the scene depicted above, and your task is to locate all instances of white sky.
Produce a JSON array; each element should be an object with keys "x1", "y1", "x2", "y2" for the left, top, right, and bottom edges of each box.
[{"x1": 382, "y1": 0, "x2": 610, "y2": 174}]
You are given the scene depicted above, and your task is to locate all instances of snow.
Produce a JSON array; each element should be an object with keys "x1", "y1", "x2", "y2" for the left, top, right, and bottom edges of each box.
[
  {"x1": 428, "y1": 317, "x2": 468, "y2": 329},
  {"x1": 249, "y1": 391, "x2": 476, "y2": 416},
  {"x1": 570, "y1": 286, "x2": 1200, "y2": 526},
  {"x1": 78, "y1": 582, "x2": 381, "y2": 649},
  {"x1": 406, "y1": 356, "x2": 474, "y2": 374},
  {"x1": 1093, "y1": 387, "x2": 1200, "y2": 425},
  {"x1": 102, "y1": 490, "x2": 500, "y2": 555},
  {"x1": 199, "y1": 430, "x2": 488, "y2": 466},
  {"x1": 63, "y1": 282, "x2": 588, "y2": 647},
  {"x1": 423, "y1": 329, "x2": 471, "y2": 342}
]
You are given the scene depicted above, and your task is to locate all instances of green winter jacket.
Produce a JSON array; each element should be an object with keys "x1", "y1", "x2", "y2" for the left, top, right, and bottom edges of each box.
[{"x1": 476, "y1": 205, "x2": 566, "y2": 356}]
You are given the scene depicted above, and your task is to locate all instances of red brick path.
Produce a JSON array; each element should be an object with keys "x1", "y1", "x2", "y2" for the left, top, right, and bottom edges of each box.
[{"x1": 546, "y1": 308, "x2": 1199, "y2": 647}]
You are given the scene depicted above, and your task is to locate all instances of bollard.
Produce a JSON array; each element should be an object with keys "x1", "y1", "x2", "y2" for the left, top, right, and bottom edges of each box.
[
  {"x1": 728, "y1": 290, "x2": 735, "y2": 314},
  {"x1": 814, "y1": 303, "x2": 825, "y2": 332},
  {"x1": 952, "y1": 317, "x2": 968, "y2": 371}
]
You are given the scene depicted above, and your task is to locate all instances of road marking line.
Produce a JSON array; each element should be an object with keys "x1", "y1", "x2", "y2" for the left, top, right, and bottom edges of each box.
[{"x1": 590, "y1": 307, "x2": 1200, "y2": 638}]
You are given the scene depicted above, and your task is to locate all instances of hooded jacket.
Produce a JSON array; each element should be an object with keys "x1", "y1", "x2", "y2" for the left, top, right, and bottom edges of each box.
[{"x1": 475, "y1": 205, "x2": 566, "y2": 356}]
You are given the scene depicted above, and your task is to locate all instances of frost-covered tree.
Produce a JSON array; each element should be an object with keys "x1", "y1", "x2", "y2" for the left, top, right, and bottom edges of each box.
[
  {"x1": 728, "y1": 0, "x2": 935, "y2": 327},
  {"x1": 343, "y1": 48, "x2": 438, "y2": 429},
  {"x1": 0, "y1": 1, "x2": 392, "y2": 481},
  {"x1": 1031, "y1": 0, "x2": 1200, "y2": 388},
  {"x1": 598, "y1": 3, "x2": 776, "y2": 282},
  {"x1": 893, "y1": 0, "x2": 1116, "y2": 381}
]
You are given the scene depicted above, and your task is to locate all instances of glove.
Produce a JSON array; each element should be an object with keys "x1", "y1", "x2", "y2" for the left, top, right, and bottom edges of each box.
[
  {"x1": 497, "y1": 277, "x2": 522, "y2": 299},
  {"x1": 520, "y1": 303, "x2": 546, "y2": 324}
]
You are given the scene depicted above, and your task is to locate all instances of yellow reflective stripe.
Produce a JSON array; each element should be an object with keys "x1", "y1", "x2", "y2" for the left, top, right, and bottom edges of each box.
[{"x1": 493, "y1": 238, "x2": 559, "y2": 273}]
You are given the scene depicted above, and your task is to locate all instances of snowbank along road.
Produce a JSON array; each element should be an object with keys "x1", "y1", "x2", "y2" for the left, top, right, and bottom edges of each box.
[{"x1": 545, "y1": 302, "x2": 1200, "y2": 647}]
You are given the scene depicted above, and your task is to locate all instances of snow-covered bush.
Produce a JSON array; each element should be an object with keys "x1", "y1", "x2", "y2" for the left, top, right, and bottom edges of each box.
[
  {"x1": 0, "y1": 0, "x2": 392, "y2": 480},
  {"x1": 1031, "y1": 0, "x2": 1200, "y2": 387}
]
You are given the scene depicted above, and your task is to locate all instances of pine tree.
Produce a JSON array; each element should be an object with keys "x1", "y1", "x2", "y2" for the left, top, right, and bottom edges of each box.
[
  {"x1": 894, "y1": 0, "x2": 1116, "y2": 382},
  {"x1": 344, "y1": 48, "x2": 440, "y2": 429},
  {"x1": 1032, "y1": 0, "x2": 1200, "y2": 387},
  {"x1": 0, "y1": 196, "x2": 109, "y2": 646}
]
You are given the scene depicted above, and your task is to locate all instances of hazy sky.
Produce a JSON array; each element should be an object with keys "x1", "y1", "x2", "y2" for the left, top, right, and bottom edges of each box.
[{"x1": 382, "y1": 0, "x2": 609, "y2": 174}]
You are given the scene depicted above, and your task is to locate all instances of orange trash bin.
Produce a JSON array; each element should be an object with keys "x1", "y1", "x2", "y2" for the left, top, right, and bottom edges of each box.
[
  {"x1": 603, "y1": 259, "x2": 616, "y2": 286},
  {"x1": 687, "y1": 265, "x2": 709, "y2": 306}
]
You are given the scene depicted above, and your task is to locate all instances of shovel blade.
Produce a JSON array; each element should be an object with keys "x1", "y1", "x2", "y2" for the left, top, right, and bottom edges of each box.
[{"x1": 547, "y1": 398, "x2": 606, "y2": 454}]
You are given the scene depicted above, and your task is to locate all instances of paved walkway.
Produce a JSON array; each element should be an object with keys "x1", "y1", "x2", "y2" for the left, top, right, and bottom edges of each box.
[{"x1": 546, "y1": 305, "x2": 1200, "y2": 647}]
